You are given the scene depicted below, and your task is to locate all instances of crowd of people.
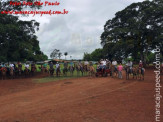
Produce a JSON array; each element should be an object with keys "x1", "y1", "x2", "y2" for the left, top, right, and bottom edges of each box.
[
  {"x1": 0, "y1": 62, "x2": 36, "y2": 71},
  {"x1": 0, "y1": 59, "x2": 162, "y2": 80},
  {"x1": 95, "y1": 59, "x2": 146, "y2": 79}
]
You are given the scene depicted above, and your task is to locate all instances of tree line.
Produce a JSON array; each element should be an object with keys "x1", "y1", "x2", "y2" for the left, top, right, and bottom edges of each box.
[
  {"x1": 83, "y1": 0, "x2": 163, "y2": 65},
  {"x1": 0, "y1": 0, "x2": 48, "y2": 62}
]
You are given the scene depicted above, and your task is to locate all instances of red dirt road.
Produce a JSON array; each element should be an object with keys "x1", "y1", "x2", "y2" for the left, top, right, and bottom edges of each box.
[{"x1": 0, "y1": 69, "x2": 162, "y2": 122}]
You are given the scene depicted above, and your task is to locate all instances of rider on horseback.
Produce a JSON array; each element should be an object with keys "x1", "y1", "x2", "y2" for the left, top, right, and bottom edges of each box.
[
  {"x1": 139, "y1": 60, "x2": 144, "y2": 74},
  {"x1": 97, "y1": 61, "x2": 103, "y2": 72},
  {"x1": 56, "y1": 62, "x2": 61, "y2": 77},
  {"x1": 84, "y1": 60, "x2": 89, "y2": 71},
  {"x1": 18, "y1": 62, "x2": 22, "y2": 70},
  {"x1": 9, "y1": 63, "x2": 14, "y2": 70},
  {"x1": 49, "y1": 62, "x2": 54, "y2": 76},
  {"x1": 64, "y1": 61, "x2": 68, "y2": 69},
  {"x1": 31, "y1": 62, "x2": 36, "y2": 72}
]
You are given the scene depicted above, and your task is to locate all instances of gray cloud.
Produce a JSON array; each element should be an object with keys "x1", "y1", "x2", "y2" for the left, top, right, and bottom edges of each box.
[{"x1": 20, "y1": 0, "x2": 145, "y2": 59}]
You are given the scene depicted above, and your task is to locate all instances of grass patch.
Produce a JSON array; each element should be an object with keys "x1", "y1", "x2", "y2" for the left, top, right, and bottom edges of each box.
[{"x1": 33, "y1": 72, "x2": 88, "y2": 83}]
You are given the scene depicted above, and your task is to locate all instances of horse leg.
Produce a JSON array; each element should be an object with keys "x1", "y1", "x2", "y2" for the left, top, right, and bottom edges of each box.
[{"x1": 56, "y1": 70, "x2": 58, "y2": 77}]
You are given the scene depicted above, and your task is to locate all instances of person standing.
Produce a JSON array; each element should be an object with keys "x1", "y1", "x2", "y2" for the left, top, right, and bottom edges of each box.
[
  {"x1": 117, "y1": 63, "x2": 123, "y2": 79},
  {"x1": 139, "y1": 60, "x2": 143, "y2": 68},
  {"x1": 112, "y1": 59, "x2": 118, "y2": 77}
]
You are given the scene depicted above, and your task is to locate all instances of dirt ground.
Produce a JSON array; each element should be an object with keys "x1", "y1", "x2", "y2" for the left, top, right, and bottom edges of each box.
[{"x1": 0, "y1": 69, "x2": 162, "y2": 122}]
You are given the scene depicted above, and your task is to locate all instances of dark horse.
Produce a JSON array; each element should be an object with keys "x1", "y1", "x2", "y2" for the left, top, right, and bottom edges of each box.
[
  {"x1": 49, "y1": 68, "x2": 54, "y2": 77},
  {"x1": 17, "y1": 67, "x2": 23, "y2": 78},
  {"x1": 137, "y1": 67, "x2": 145, "y2": 80},
  {"x1": 56, "y1": 66, "x2": 61, "y2": 77},
  {"x1": 125, "y1": 66, "x2": 132, "y2": 80},
  {"x1": 63, "y1": 67, "x2": 68, "y2": 76},
  {"x1": 69, "y1": 66, "x2": 74, "y2": 76},
  {"x1": 24, "y1": 68, "x2": 30, "y2": 77},
  {"x1": 31, "y1": 65, "x2": 36, "y2": 76},
  {"x1": 111, "y1": 65, "x2": 118, "y2": 77},
  {"x1": 76, "y1": 64, "x2": 84, "y2": 76}
]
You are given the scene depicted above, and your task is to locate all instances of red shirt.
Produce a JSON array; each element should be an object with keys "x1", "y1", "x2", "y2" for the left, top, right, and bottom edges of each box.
[{"x1": 0, "y1": 67, "x2": 7, "y2": 71}]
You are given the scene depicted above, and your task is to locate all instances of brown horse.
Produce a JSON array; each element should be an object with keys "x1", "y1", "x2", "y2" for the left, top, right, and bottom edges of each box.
[
  {"x1": 1, "y1": 68, "x2": 7, "y2": 80},
  {"x1": 76, "y1": 65, "x2": 84, "y2": 76},
  {"x1": 31, "y1": 66, "x2": 36, "y2": 76},
  {"x1": 88, "y1": 66, "x2": 95, "y2": 77},
  {"x1": 132, "y1": 66, "x2": 138, "y2": 79},
  {"x1": 9, "y1": 67, "x2": 14, "y2": 79},
  {"x1": 49, "y1": 68, "x2": 54, "y2": 77},
  {"x1": 24, "y1": 68, "x2": 30, "y2": 77}
]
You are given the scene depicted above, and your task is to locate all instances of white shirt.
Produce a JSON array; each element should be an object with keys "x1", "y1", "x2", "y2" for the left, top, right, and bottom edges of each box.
[
  {"x1": 25, "y1": 64, "x2": 29, "y2": 69},
  {"x1": 100, "y1": 61, "x2": 104, "y2": 65},
  {"x1": 112, "y1": 61, "x2": 117, "y2": 66},
  {"x1": 9, "y1": 64, "x2": 14, "y2": 69},
  {"x1": 84, "y1": 61, "x2": 89, "y2": 65},
  {"x1": 56, "y1": 63, "x2": 60, "y2": 68},
  {"x1": 103, "y1": 61, "x2": 106, "y2": 66},
  {"x1": 9, "y1": 64, "x2": 14, "y2": 67},
  {"x1": 127, "y1": 62, "x2": 133, "y2": 67}
]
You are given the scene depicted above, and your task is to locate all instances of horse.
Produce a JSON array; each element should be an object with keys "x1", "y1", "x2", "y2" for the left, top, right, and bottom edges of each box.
[
  {"x1": 63, "y1": 67, "x2": 68, "y2": 76},
  {"x1": 69, "y1": 66, "x2": 74, "y2": 76},
  {"x1": 76, "y1": 64, "x2": 84, "y2": 76},
  {"x1": 39, "y1": 65, "x2": 44, "y2": 73},
  {"x1": 31, "y1": 66, "x2": 36, "y2": 76},
  {"x1": 111, "y1": 65, "x2": 118, "y2": 78},
  {"x1": 9, "y1": 67, "x2": 14, "y2": 79},
  {"x1": 88, "y1": 66, "x2": 95, "y2": 77},
  {"x1": 56, "y1": 66, "x2": 61, "y2": 77},
  {"x1": 137, "y1": 67, "x2": 145, "y2": 80},
  {"x1": 1, "y1": 68, "x2": 7, "y2": 80},
  {"x1": 24, "y1": 68, "x2": 30, "y2": 78},
  {"x1": 49, "y1": 68, "x2": 54, "y2": 77},
  {"x1": 124, "y1": 66, "x2": 132, "y2": 80},
  {"x1": 83, "y1": 64, "x2": 89, "y2": 75}
]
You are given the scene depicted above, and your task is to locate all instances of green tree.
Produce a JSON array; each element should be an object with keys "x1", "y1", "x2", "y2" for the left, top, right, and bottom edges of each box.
[
  {"x1": 91, "y1": 48, "x2": 104, "y2": 61},
  {"x1": 83, "y1": 53, "x2": 92, "y2": 61},
  {"x1": 101, "y1": 0, "x2": 163, "y2": 65},
  {"x1": 0, "y1": 0, "x2": 47, "y2": 62}
]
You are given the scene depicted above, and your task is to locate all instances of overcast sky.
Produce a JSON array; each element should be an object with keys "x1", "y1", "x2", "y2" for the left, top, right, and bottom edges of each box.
[{"x1": 20, "y1": 0, "x2": 145, "y2": 59}]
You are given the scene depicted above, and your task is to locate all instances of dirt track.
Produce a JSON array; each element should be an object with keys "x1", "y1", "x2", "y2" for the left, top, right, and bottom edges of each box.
[{"x1": 0, "y1": 69, "x2": 162, "y2": 122}]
